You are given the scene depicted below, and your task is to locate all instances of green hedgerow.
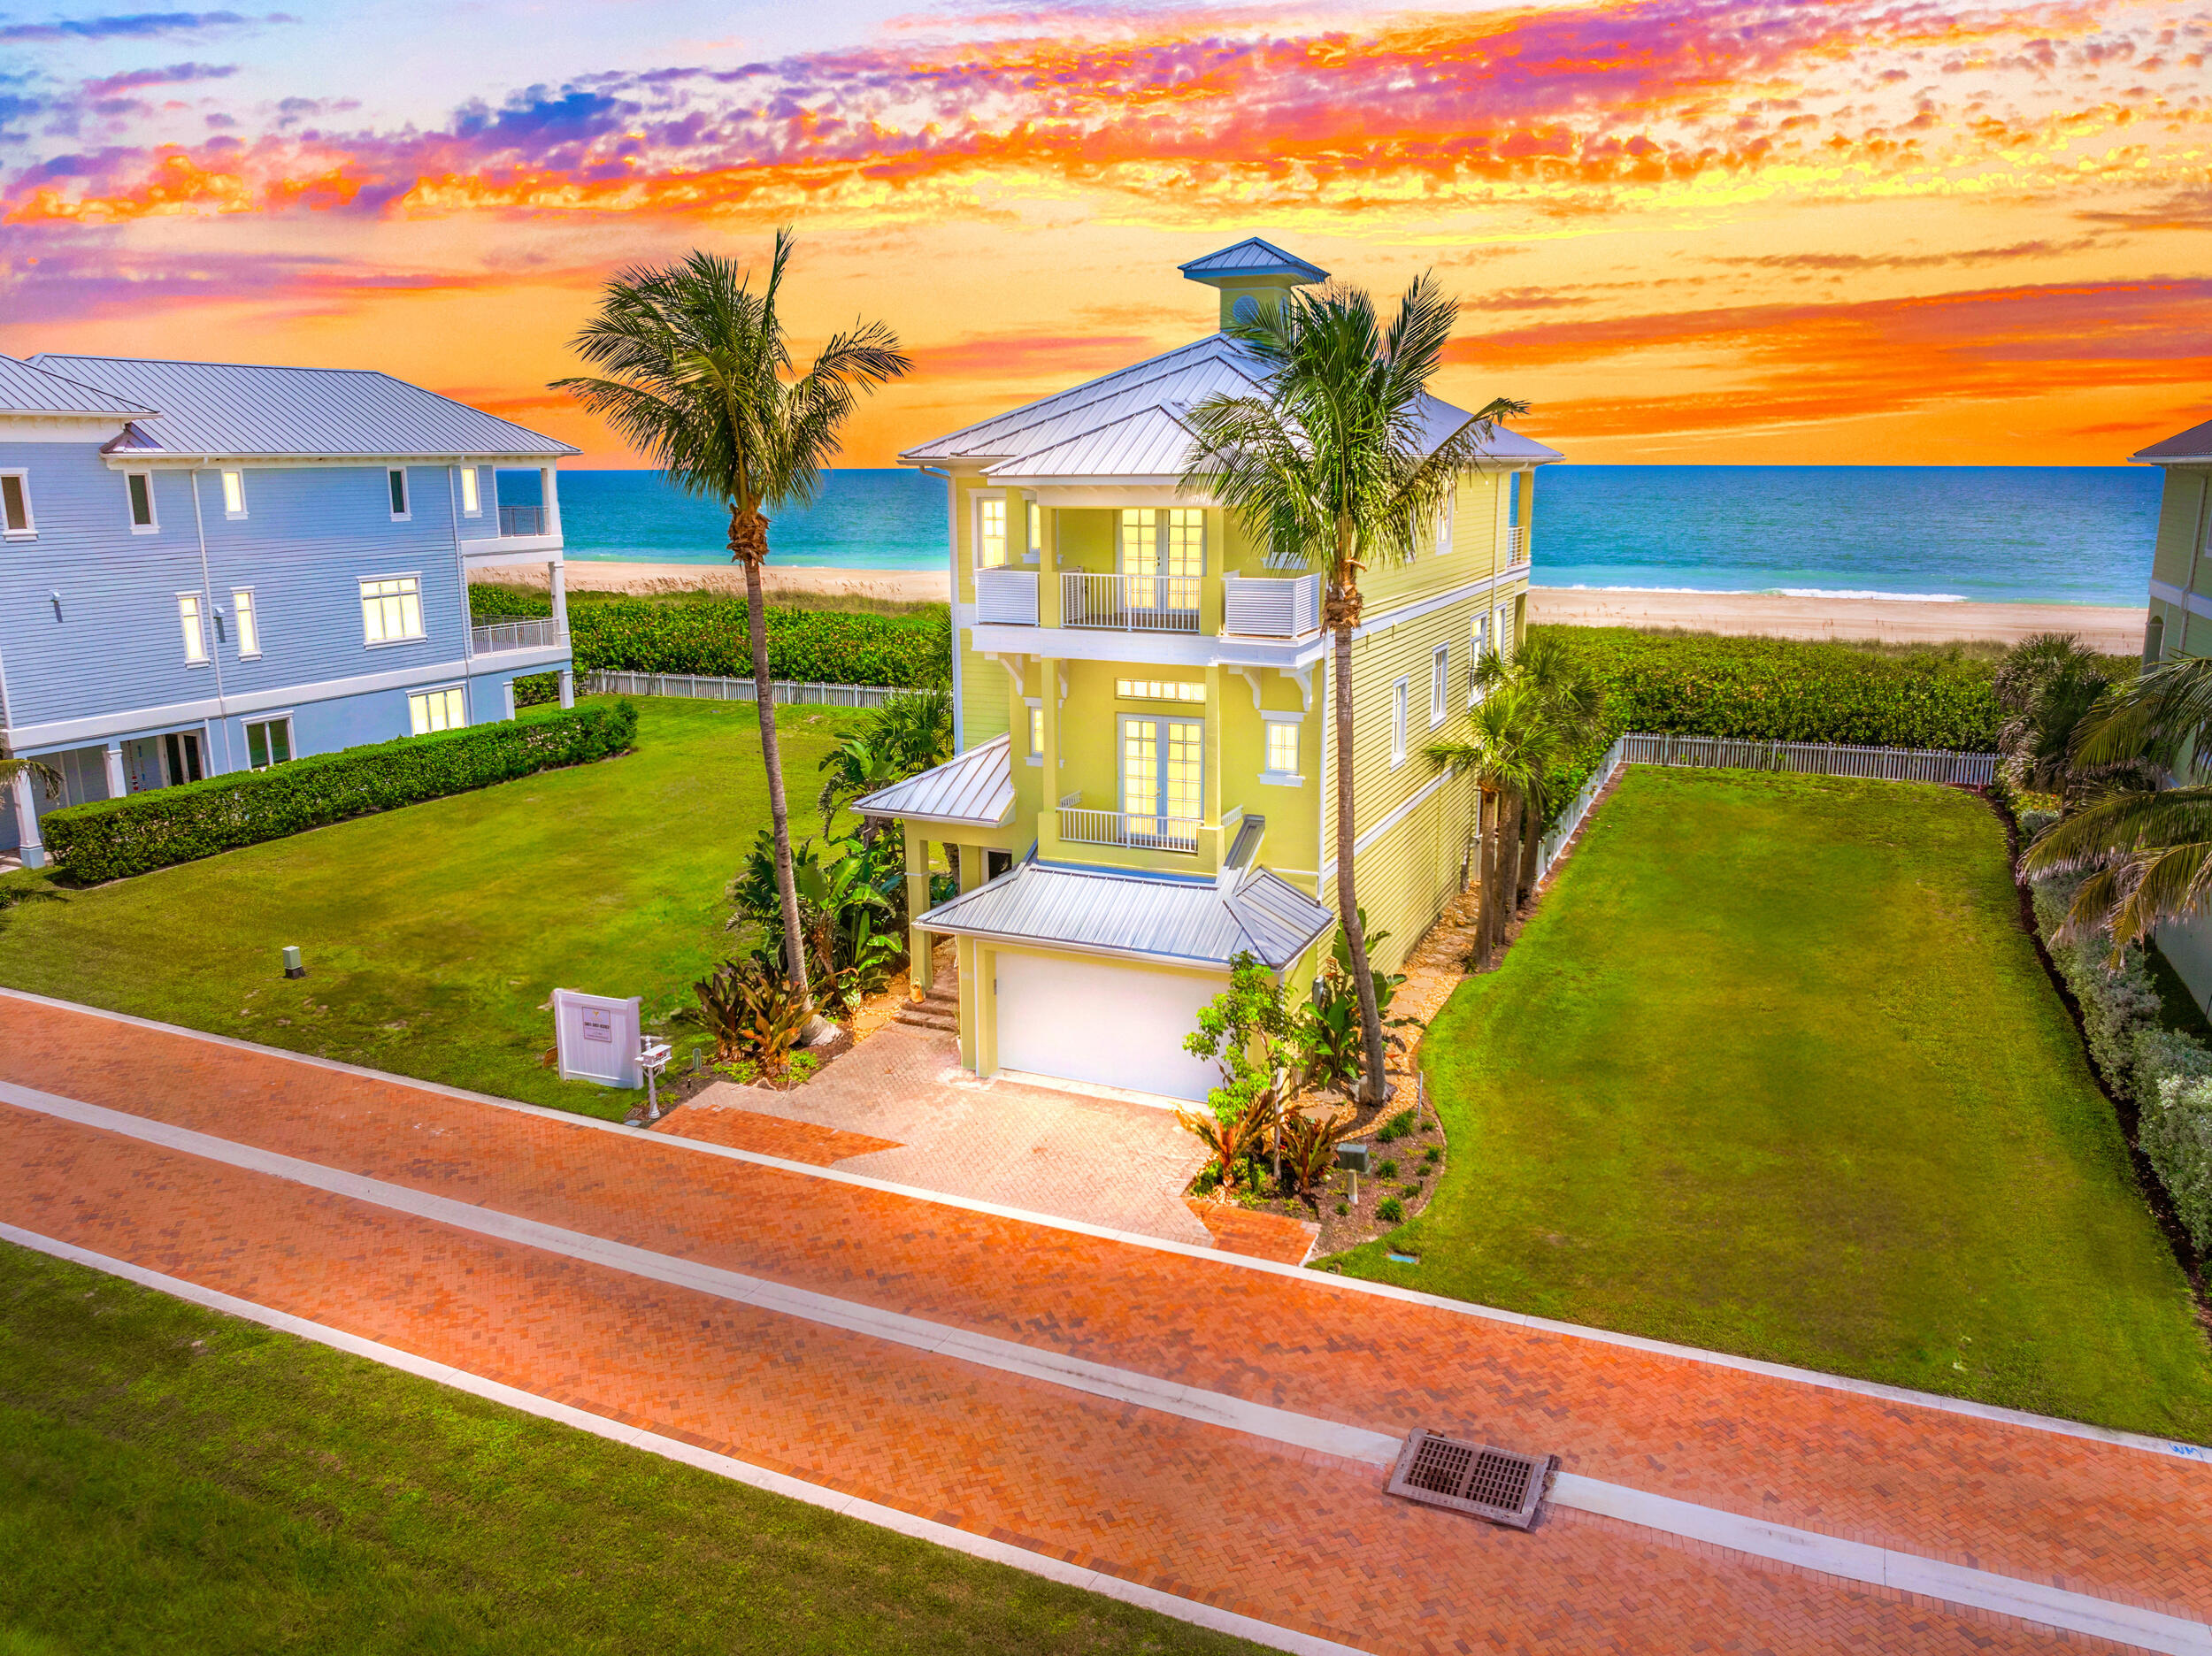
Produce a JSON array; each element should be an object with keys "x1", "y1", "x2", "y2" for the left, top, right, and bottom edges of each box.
[{"x1": 42, "y1": 701, "x2": 638, "y2": 883}]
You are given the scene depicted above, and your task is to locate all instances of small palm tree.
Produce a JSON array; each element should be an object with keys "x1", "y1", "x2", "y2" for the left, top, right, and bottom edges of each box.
[
  {"x1": 1182, "y1": 277, "x2": 1525, "y2": 1102},
  {"x1": 557, "y1": 234, "x2": 910, "y2": 1010},
  {"x1": 1993, "y1": 632, "x2": 2132, "y2": 801},
  {"x1": 1471, "y1": 632, "x2": 1602, "y2": 911},
  {"x1": 1428, "y1": 682, "x2": 1553, "y2": 967}
]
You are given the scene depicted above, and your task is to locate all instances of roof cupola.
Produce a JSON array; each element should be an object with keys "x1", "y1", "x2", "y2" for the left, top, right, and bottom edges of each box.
[{"x1": 1179, "y1": 238, "x2": 1328, "y2": 332}]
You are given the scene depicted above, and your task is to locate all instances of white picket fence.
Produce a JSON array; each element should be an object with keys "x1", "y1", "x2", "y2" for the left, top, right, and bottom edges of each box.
[
  {"x1": 1530, "y1": 732, "x2": 1997, "y2": 888},
  {"x1": 583, "y1": 670, "x2": 902, "y2": 709}
]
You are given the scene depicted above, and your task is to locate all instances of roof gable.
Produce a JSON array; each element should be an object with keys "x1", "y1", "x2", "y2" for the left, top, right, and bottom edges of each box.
[
  {"x1": 2135, "y1": 415, "x2": 2212, "y2": 463},
  {"x1": 1179, "y1": 239, "x2": 1329, "y2": 284},
  {"x1": 0, "y1": 353, "x2": 153, "y2": 419},
  {"x1": 851, "y1": 732, "x2": 1015, "y2": 827}
]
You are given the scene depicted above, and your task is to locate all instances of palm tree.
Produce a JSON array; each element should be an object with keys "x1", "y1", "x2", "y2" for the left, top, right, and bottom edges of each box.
[
  {"x1": 1993, "y1": 632, "x2": 2132, "y2": 801},
  {"x1": 556, "y1": 235, "x2": 910, "y2": 1011},
  {"x1": 2023, "y1": 652, "x2": 2212, "y2": 956},
  {"x1": 1182, "y1": 277, "x2": 1525, "y2": 1102},
  {"x1": 1426, "y1": 682, "x2": 1553, "y2": 968},
  {"x1": 1471, "y1": 631, "x2": 1602, "y2": 911}
]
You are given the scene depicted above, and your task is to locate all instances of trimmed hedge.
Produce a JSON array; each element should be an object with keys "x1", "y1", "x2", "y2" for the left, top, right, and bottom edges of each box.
[
  {"x1": 1540, "y1": 627, "x2": 2001, "y2": 750},
  {"x1": 42, "y1": 700, "x2": 638, "y2": 883},
  {"x1": 468, "y1": 586, "x2": 950, "y2": 687},
  {"x1": 2147, "y1": 1076, "x2": 2212, "y2": 1252}
]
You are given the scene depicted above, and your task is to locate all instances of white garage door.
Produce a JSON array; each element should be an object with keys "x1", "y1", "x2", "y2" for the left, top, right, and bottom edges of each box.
[{"x1": 995, "y1": 951, "x2": 1222, "y2": 1102}]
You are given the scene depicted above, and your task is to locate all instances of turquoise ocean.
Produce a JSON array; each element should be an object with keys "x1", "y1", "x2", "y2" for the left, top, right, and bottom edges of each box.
[{"x1": 506, "y1": 466, "x2": 2165, "y2": 609}]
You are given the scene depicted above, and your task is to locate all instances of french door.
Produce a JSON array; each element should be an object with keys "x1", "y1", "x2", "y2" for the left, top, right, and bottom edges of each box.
[
  {"x1": 1118, "y1": 508, "x2": 1205, "y2": 614},
  {"x1": 1119, "y1": 715, "x2": 1202, "y2": 847}
]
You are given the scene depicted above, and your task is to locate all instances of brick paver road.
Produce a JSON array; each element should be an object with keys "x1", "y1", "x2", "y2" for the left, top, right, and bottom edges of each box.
[{"x1": 0, "y1": 992, "x2": 2204, "y2": 1653}]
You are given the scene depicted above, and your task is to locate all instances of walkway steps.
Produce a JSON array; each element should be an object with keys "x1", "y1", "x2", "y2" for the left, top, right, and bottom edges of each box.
[{"x1": 893, "y1": 981, "x2": 959, "y2": 1034}]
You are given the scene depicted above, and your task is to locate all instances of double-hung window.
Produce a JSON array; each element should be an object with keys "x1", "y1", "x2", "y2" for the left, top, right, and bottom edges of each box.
[
  {"x1": 127, "y1": 472, "x2": 157, "y2": 533},
  {"x1": 459, "y1": 465, "x2": 481, "y2": 517},
  {"x1": 1261, "y1": 715, "x2": 1302, "y2": 781},
  {"x1": 1494, "y1": 602, "x2": 1513, "y2": 660},
  {"x1": 976, "y1": 496, "x2": 1008, "y2": 568},
  {"x1": 388, "y1": 468, "x2": 411, "y2": 520},
  {"x1": 361, "y1": 575, "x2": 424, "y2": 644},
  {"x1": 2, "y1": 471, "x2": 35, "y2": 537},
  {"x1": 177, "y1": 592, "x2": 208, "y2": 663},
  {"x1": 1431, "y1": 643, "x2": 1450, "y2": 725},
  {"x1": 408, "y1": 685, "x2": 466, "y2": 735},
  {"x1": 1025, "y1": 698, "x2": 1044, "y2": 765},
  {"x1": 220, "y1": 470, "x2": 246, "y2": 518},
  {"x1": 245, "y1": 717, "x2": 292, "y2": 769},
  {"x1": 1391, "y1": 677, "x2": 1409, "y2": 767},
  {"x1": 1119, "y1": 713, "x2": 1202, "y2": 847},
  {"x1": 232, "y1": 588, "x2": 261, "y2": 657}
]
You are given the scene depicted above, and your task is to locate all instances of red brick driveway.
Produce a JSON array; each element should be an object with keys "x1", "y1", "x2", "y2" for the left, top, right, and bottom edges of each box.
[{"x1": 0, "y1": 990, "x2": 2204, "y2": 1654}]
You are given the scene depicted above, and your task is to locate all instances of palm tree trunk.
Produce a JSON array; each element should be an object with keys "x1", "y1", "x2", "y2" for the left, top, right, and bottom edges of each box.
[
  {"x1": 1331, "y1": 616, "x2": 1389, "y2": 1105},
  {"x1": 1516, "y1": 788, "x2": 1544, "y2": 911},
  {"x1": 1474, "y1": 786, "x2": 1500, "y2": 970},
  {"x1": 1493, "y1": 789, "x2": 1525, "y2": 957},
  {"x1": 735, "y1": 513, "x2": 810, "y2": 1006}
]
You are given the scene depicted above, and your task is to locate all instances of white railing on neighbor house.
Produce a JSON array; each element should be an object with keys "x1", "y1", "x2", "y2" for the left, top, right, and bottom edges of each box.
[
  {"x1": 975, "y1": 565, "x2": 1040, "y2": 625},
  {"x1": 1062, "y1": 571, "x2": 1202, "y2": 632},
  {"x1": 1058, "y1": 805, "x2": 1201, "y2": 855},
  {"x1": 1502, "y1": 525, "x2": 1526, "y2": 566},
  {"x1": 582, "y1": 671, "x2": 902, "y2": 709},
  {"x1": 1527, "y1": 732, "x2": 2000, "y2": 890},
  {"x1": 499, "y1": 503, "x2": 548, "y2": 536},
  {"x1": 1221, "y1": 571, "x2": 1321, "y2": 638},
  {"x1": 471, "y1": 618, "x2": 565, "y2": 654}
]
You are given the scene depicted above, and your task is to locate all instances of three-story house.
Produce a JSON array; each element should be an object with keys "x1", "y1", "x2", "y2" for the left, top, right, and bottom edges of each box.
[
  {"x1": 861, "y1": 240, "x2": 1559, "y2": 1102},
  {"x1": 1, "y1": 352, "x2": 578, "y2": 868}
]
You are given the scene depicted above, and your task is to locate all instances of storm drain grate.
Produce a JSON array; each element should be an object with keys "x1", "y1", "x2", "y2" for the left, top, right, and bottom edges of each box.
[{"x1": 1385, "y1": 1430, "x2": 1556, "y2": 1530}]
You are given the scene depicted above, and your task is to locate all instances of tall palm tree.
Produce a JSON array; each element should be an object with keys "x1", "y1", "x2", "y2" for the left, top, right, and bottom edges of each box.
[
  {"x1": 1471, "y1": 631, "x2": 1602, "y2": 911},
  {"x1": 1426, "y1": 682, "x2": 1555, "y2": 968},
  {"x1": 2023, "y1": 651, "x2": 2212, "y2": 956},
  {"x1": 556, "y1": 234, "x2": 910, "y2": 1010},
  {"x1": 1182, "y1": 277, "x2": 1525, "y2": 1102}
]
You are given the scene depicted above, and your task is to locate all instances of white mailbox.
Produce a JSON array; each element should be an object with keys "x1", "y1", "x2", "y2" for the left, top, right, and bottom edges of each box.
[{"x1": 552, "y1": 988, "x2": 642, "y2": 1088}]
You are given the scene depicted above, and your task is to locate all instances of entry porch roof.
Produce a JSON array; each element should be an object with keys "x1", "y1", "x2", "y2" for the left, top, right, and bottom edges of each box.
[
  {"x1": 916, "y1": 855, "x2": 1333, "y2": 971},
  {"x1": 852, "y1": 732, "x2": 1016, "y2": 828}
]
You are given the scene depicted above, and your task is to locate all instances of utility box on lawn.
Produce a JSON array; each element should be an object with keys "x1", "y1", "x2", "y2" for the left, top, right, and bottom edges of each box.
[
  {"x1": 552, "y1": 988, "x2": 643, "y2": 1088},
  {"x1": 1338, "y1": 1142, "x2": 1371, "y2": 1174}
]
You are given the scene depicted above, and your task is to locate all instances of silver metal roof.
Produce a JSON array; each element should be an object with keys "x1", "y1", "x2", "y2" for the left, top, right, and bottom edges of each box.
[
  {"x1": 851, "y1": 732, "x2": 1015, "y2": 826},
  {"x1": 901, "y1": 330, "x2": 1560, "y2": 481},
  {"x1": 2134, "y1": 415, "x2": 2212, "y2": 464},
  {"x1": 26, "y1": 354, "x2": 578, "y2": 462},
  {"x1": 1179, "y1": 239, "x2": 1329, "y2": 284},
  {"x1": 918, "y1": 857, "x2": 1333, "y2": 970},
  {"x1": 0, "y1": 353, "x2": 152, "y2": 418}
]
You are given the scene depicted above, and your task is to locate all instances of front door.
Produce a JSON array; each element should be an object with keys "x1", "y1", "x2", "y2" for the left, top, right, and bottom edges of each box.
[
  {"x1": 160, "y1": 730, "x2": 204, "y2": 786},
  {"x1": 1119, "y1": 715, "x2": 1202, "y2": 845}
]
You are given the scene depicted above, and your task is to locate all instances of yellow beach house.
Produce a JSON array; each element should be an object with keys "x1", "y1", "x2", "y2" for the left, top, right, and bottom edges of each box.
[{"x1": 859, "y1": 239, "x2": 1560, "y2": 1102}]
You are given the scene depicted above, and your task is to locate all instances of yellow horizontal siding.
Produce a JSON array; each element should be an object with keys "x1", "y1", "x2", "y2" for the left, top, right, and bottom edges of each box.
[{"x1": 2154, "y1": 469, "x2": 2207, "y2": 589}]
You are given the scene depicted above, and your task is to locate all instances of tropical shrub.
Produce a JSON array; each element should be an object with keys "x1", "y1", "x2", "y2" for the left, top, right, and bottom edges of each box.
[
  {"x1": 1376, "y1": 1196, "x2": 1406, "y2": 1224},
  {"x1": 2144, "y1": 1076, "x2": 2212, "y2": 1252},
  {"x1": 1302, "y1": 916, "x2": 1415, "y2": 1095},
  {"x1": 1176, "y1": 1092, "x2": 1271, "y2": 1192},
  {"x1": 817, "y1": 686, "x2": 953, "y2": 828},
  {"x1": 1277, "y1": 1106, "x2": 1360, "y2": 1196},
  {"x1": 42, "y1": 701, "x2": 637, "y2": 883},
  {"x1": 687, "y1": 956, "x2": 810, "y2": 1083},
  {"x1": 729, "y1": 828, "x2": 905, "y2": 1012},
  {"x1": 1184, "y1": 954, "x2": 1302, "y2": 1126}
]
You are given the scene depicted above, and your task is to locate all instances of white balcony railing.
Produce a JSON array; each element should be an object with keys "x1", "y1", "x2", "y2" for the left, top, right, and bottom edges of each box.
[
  {"x1": 500, "y1": 503, "x2": 549, "y2": 537},
  {"x1": 1503, "y1": 525, "x2": 1527, "y2": 566},
  {"x1": 1058, "y1": 805, "x2": 1200, "y2": 855},
  {"x1": 1221, "y1": 571, "x2": 1320, "y2": 639},
  {"x1": 471, "y1": 618, "x2": 565, "y2": 654},
  {"x1": 1062, "y1": 571, "x2": 1202, "y2": 632},
  {"x1": 975, "y1": 565, "x2": 1040, "y2": 625}
]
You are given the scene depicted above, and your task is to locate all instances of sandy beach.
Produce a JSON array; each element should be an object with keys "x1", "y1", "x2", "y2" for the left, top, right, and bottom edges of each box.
[{"x1": 509, "y1": 561, "x2": 2147, "y2": 652}]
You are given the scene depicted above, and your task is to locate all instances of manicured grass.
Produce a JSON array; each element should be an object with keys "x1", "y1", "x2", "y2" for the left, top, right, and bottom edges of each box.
[
  {"x1": 0, "y1": 1243, "x2": 1259, "y2": 1656},
  {"x1": 1334, "y1": 768, "x2": 2212, "y2": 1441},
  {"x1": 0, "y1": 698, "x2": 864, "y2": 1120}
]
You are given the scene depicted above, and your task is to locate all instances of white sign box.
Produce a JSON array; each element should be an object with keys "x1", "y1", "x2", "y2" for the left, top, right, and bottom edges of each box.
[{"x1": 552, "y1": 988, "x2": 642, "y2": 1087}]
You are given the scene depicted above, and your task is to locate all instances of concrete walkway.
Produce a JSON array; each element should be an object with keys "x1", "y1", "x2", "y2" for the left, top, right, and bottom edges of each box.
[{"x1": 0, "y1": 990, "x2": 2205, "y2": 1655}]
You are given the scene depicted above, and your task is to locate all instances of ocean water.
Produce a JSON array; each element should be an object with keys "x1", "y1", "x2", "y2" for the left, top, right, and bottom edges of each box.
[{"x1": 507, "y1": 464, "x2": 2165, "y2": 608}]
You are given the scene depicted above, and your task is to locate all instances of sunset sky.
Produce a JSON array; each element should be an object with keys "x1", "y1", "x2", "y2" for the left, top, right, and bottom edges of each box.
[{"x1": 1, "y1": 0, "x2": 2206, "y2": 467}]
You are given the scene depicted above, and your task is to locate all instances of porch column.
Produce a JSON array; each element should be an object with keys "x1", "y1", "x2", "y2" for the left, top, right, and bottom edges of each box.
[
  {"x1": 549, "y1": 558, "x2": 569, "y2": 637},
  {"x1": 904, "y1": 822, "x2": 933, "y2": 994},
  {"x1": 1039, "y1": 507, "x2": 1062, "y2": 626},
  {"x1": 558, "y1": 670, "x2": 575, "y2": 709},
  {"x1": 1517, "y1": 468, "x2": 1534, "y2": 564},
  {"x1": 103, "y1": 741, "x2": 126, "y2": 799},
  {"x1": 10, "y1": 770, "x2": 44, "y2": 870},
  {"x1": 957, "y1": 843, "x2": 986, "y2": 893},
  {"x1": 540, "y1": 467, "x2": 563, "y2": 540},
  {"x1": 1038, "y1": 656, "x2": 1064, "y2": 858}
]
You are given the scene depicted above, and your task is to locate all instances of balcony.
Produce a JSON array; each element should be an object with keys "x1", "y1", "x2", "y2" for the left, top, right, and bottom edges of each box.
[
  {"x1": 500, "y1": 503, "x2": 549, "y2": 537},
  {"x1": 1062, "y1": 571, "x2": 1201, "y2": 633},
  {"x1": 1057, "y1": 804, "x2": 1200, "y2": 855},
  {"x1": 1221, "y1": 572, "x2": 1320, "y2": 639},
  {"x1": 471, "y1": 617, "x2": 565, "y2": 655}
]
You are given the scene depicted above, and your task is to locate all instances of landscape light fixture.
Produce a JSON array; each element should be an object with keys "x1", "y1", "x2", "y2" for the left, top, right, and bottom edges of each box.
[{"x1": 282, "y1": 945, "x2": 305, "y2": 979}]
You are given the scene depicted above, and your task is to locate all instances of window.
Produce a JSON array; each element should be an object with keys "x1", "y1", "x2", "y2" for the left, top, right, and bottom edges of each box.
[
  {"x1": 1436, "y1": 486, "x2": 1455, "y2": 556},
  {"x1": 1025, "y1": 500, "x2": 1042, "y2": 564},
  {"x1": 2, "y1": 472, "x2": 34, "y2": 536},
  {"x1": 1469, "y1": 614, "x2": 1490, "y2": 705},
  {"x1": 1262, "y1": 717, "x2": 1301, "y2": 779},
  {"x1": 220, "y1": 469, "x2": 246, "y2": 518},
  {"x1": 1495, "y1": 602, "x2": 1513, "y2": 660},
  {"x1": 361, "y1": 575, "x2": 425, "y2": 643},
  {"x1": 1431, "y1": 643, "x2": 1450, "y2": 725},
  {"x1": 408, "y1": 685, "x2": 466, "y2": 735},
  {"x1": 976, "y1": 496, "x2": 1008, "y2": 568},
  {"x1": 231, "y1": 588, "x2": 260, "y2": 657},
  {"x1": 388, "y1": 468, "x2": 410, "y2": 519},
  {"x1": 1391, "y1": 677, "x2": 1409, "y2": 767},
  {"x1": 1026, "y1": 698, "x2": 1045, "y2": 764},
  {"x1": 459, "y1": 465, "x2": 481, "y2": 517},
  {"x1": 1116, "y1": 678, "x2": 1205, "y2": 702},
  {"x1": 1120, "y1": 714, "x2": 1203, "y2": 839},
  {"x1": 244, "y1": 717, "x2": 292, "y2": 769},
  {"x1": 177, "y1": 593, "x2": 207, "y2": 663},
  {"x1": 127, "y1": 472, "x2": 157, "y2": 533}
]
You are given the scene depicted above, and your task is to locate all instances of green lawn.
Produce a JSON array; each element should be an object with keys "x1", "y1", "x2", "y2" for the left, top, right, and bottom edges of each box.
[
  {"x1": 1334, "y1": 768, "x2": 2212, "y2": 1441},
  {"x1": 0, "y1": 697, "x2": 865, "y2": 1120},
  {"x1": 0, "y1": 1243, "x2": 1259, "y2": 1656}
]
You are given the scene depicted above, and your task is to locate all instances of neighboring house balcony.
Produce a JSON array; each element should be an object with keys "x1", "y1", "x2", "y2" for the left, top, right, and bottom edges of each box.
[
  {"x1": 471, "y1": 618, "x2": 566, "y2": 656},
  {"x1": 500, "y1": 503, "x2": 549, "y2": 537}
]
